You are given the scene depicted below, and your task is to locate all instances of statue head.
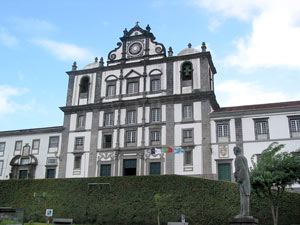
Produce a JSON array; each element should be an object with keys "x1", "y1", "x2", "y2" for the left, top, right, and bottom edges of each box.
[{"x1": 233, "y1": 146, "x2": 242, "y2": 156}]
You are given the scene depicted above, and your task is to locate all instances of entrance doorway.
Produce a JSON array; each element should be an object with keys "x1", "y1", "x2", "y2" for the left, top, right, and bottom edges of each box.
[
  {"x1": 218, "y1": 163, "x2": 231, "y2": 181},
  {"x1": 19, "y1": 170, "x2": 28, "y2": 179},
  {"x1": 123, "y1": 159, "x2": 137, "y2": 176},
  {"x1": 150, "y1": 162, "x2": 161, "y2": 175},
  {"x1": 101, "y1": 164, "x2": 111, "y2": 176}
]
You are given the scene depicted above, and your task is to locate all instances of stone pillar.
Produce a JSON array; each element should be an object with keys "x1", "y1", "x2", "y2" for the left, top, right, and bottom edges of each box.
[
  {"x1": 58, "y1": 114, "x2": 71, "y2": 178},
  {"x1": 66, "y1": 74, "x2": 75, "y2": 106},
  {"x1": 165, "y1": 103, "x2": 174, "y2": 174},
  {"x1": 88, "y1": 110, "x2": 100, "y2": 177},
  {"x1": 200, "y1": 57, "x2": 210, "y2": 91},
  {"x1": 201, "y1": 99, "x2": 212, "y2": 178},
  {"x1": 235, "y1": 118, "x2": 244, "y2": 151}
]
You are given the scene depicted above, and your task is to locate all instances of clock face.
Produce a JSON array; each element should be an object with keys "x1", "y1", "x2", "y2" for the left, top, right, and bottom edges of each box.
[{"x1": 128, "y1": 42, "x2": 143, "y2": 55}]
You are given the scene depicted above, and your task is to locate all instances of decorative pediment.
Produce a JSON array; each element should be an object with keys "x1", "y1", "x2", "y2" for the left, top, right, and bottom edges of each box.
[
  {"x1": 107, "y1": 23, "x2": 166, "y2": 65},
  {"x1": 149, "y1": 69, "x2": 162, "y2": 76},
  {"x1": 105, "y1": 75, "x2": 118, "y2": 81},
  {"x1": 124, "y1": 69, "x2": 142, "y2": 78}
]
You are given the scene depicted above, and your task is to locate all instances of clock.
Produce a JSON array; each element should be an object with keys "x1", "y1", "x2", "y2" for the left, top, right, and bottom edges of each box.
[{"x1": 128, "y1": 42, "x2": 143, "y2": 56}]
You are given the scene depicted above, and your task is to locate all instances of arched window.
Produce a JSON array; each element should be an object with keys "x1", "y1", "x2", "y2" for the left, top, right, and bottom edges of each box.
[
  {"x1": 181, "y1": 62, "x2": 193, "y2": 81},
  {"x1": 79, "y1": 76, "x2": 90, "y2": 98}
]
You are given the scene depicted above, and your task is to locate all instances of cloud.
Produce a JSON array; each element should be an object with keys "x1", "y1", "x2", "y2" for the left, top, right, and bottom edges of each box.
[
  {"x1": 11, "y1": 17, "x2": 57, "y2": 34},
  {"x1": 0, "y1": 85, "x2": 32, "y2": 115},
  {"x1": 33, "y1": 39, "x2": 95, "y2": 62},
  {"x1": 215, "y1": 80, "x2": 291, "y2": 107},
  {"x1": 0, "y1": 27, "x2": 18, "y2": 47},
  {"x1": 193, "y1": 0, "x2": 300, "y2": 70}
]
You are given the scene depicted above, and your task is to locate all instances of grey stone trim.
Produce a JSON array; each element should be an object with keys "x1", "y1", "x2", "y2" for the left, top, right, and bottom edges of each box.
[
  {"x1": 66, "y1": 74, "x2": 75, "y2": 106},
  {"x1": 58, "y1": 115, "x2": 71, "y2": 178},
  {"x1": 66, "y1": 51, "x2": 216, "y2": 76},
  {"x1": 166, "y1": 61, "x2": 173, "y2": 95},
  {"x1": 60, "y1": 91, "x2": 219, "y2": 113},
  {"x1": 174, "y1": 120, "x2": 202, "y2": 125},
  {"x1": 235, "y1": 118, "x2": 244, "y2": 151},
  {"x1": 165, "y1": 104, "x2": 174, "y2": 174},
  {"x1": 211, "y1": 106, "x2": 300, "y2": 118},
  {"x1": 201, "y1": 99, "x2": 212, "y2": 178},
  {"x1": 88, "y1": 110, "x2": 99, "y2": 177},
  {"x1": 69, "y1": 129, "x2": 92, "y2": 133},
  {"x1": 200, "y1": 57, "x2": 209, "y2": 92},
  {"x1": 94, "y1": 71, "x2": 102, "y2": 103},
  {"x1": 0, "y1": 126, "x2": 64, "y2": 137}
]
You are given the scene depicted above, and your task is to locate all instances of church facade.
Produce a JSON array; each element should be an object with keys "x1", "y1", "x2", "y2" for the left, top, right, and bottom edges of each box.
[{"x1": 1, "y1": 24, "x2": 300, "y2": 181}]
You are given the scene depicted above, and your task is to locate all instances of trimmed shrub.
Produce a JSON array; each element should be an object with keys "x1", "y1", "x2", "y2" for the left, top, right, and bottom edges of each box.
[{"x1": 0, "y1": 175, "x2": 299, "y2": 225}]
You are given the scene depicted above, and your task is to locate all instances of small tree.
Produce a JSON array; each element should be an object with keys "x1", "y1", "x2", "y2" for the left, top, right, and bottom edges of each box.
[{"x1": 250, "y1": 142, "x2": 300, "y2": 225}]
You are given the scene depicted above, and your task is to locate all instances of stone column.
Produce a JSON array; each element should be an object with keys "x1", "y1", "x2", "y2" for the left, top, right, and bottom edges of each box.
[{"x1": 88, "y1": 110, "x2": 100, "y2": 177}]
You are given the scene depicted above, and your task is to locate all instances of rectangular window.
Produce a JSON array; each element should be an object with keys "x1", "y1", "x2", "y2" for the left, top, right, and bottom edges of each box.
[
  {"x1": 184, "y1": 150, "x2": 192, "y2": 165},
  {"x1": 217, "y1": 121, "x2": 229, "y2": 142},
  {"x1": 289, "y1": 117, "x2": 300, "y2": 137},
  {"x1": 126, "y1": 130, "x2": 136, "y2": 144},
  {"x1": 103, "y1": 134, "x2": 112, "y2": 148},
  {"x1": 74, "y1": 156, "x2": 81, "y2": 170},
  {"x1": 32, "y1": 139, "x2": 40, "y2": 150},
  {"x1": 0, "y1": 142, "x2": 5, "y2": 156},
  {"x1": 77, "y1": 115, "x2": 85, "y2": 129},
  {"x1": 254, "y1": 119, "x2": 269, "y2": 140},
  {"x1": 151, "y1": 131, "x2": 161, "y2": 145},
  {"x1": 151, "y1": 108, "x2": 161, "y2": 122},
  {"x1": 127, "y1": 110, "x2": 137, "y2": 124},
  {"x1": 46, "y1": 168, "x2": 56, "y2": 178},
  {"x1": 104, "y1": 112, "x2": 114, "y2": 126},
  {"x1": 49, "y1": 136, "x2": 59, "y2": 148},
  {"x1": 14, "y1": 141, "x2": 22, "y2": 154},
  {"x1": 151, "y1": 79, "x2": 161, "y2": 92},
  {"x1": 0, "y1": 160, "x2": 3, "y2": 176},
  {"x1": 183, "y1": 129, "x2": 193, "y2": 143},
  {"x1": 127, "y1": 81, "x2": 139, "y2": 94},
  {"x1": 183, "y1": 105, "x2": 193, "y2": 119},
  {"x1": 106, "y1": 84, "x2": 116, "y2": 97},
  {"x1": 100, "y1": 164, "x2": 111, "y2": 176},
  {"x1": 75, "y1": 137, "x2": 84, "y2": 150}
]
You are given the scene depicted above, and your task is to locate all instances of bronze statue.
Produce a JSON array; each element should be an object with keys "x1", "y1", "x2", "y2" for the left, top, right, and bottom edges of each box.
[{"x1": 233, "y1": 146, "x2": 250, "y2": 217}]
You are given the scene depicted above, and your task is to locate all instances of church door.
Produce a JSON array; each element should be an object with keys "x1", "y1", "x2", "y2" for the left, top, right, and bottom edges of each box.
[
  {"x1": 123, "y1": 159, "x2": 137, "y2": 176},
  {"x1": 150, "y1": 162, "x2": 161, "y2": 175},
  {"x1": 101, "y1": 164, "x2": 111, "y2": 176}
]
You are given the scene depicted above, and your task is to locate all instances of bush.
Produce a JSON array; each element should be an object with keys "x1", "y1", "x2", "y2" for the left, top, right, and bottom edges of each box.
[{"x1": 0, "y1": 175, "x2": 299, "y2": 225}]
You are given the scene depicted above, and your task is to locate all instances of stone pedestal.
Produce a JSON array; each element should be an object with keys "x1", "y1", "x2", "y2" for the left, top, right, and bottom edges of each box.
[{"x1": 229, "y1": 216, "x2": 259, "y2": 225}]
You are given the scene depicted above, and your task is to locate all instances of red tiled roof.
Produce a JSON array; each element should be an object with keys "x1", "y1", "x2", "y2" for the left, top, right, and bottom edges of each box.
[{"x1": 214, "y1": 100, "x2": 300, "y2": 113}]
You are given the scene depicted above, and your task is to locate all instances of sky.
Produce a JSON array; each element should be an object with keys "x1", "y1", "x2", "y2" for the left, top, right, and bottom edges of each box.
[{"x1": 1, "y1": 0, "x2": 300, "y2": 131}]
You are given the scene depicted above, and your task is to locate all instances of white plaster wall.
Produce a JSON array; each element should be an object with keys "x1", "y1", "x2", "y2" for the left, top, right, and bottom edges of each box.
[
  {"x1": 85, "y1": 112, "x2": 93, "y2": 130},
  {"x1": 174, "y1": 123, "x2": 202, "y2": 146},
  {"x1": 194, "y1": 102, "x2": 202, "y2": 120},
  {"x1": 137, "y1": 127, "x2": 142, "y2": 146},
  {"x1": 70, "y1": 114, "x2": 77, "y2": 131},
  {"x1": 99, "y1": 111, "x2": 104, "y2": 127},
  {"x1": 174, "y1": 145, "x2": 202, "y2": 175},
  {"x1": 0, "y1": 132, "x2": 62, "y2": 180},
  {"x1": 119, "y1": 129, "x2": 125, "y2": 148},
  {"x1": 269, "y1": 115, "x2": 290, "y2": 139},
  {"x1": 113, "y1": 129, "x2": 118, "y2": 148},
  {"x1": 161, "y1": 105, "x2": 166, "y2": 122},
  {"x1": 161, "y1": 126, "x2": 166, "y2": 146},
  {"x1": 242, "y1": 118, "x2": 255, "y2": 141},
  {"x1": 145, "y1": 107, "x2": 150, "y2": 123},
  {"x1": 174, "y1": 104, "x2": 181, "y2": 122},
  {"x1": 210, "y1": 120, "x2": 217, "y2": 143},
  {"x1": 97, "y1": 130, "x2": 102, "y2": 149},
  {"x1": 114, "y1": 109, "x2": 119, "y2": 126},
  {"x1": 120, "y1": 109, "x2": 126, "y2": 125},
  {"x1": 66, "y1": 131, "x2": 91, "y2": 178},
  {"x1": 137, "y1": 107, "x2": 143, "y2": 124},
  {"x1": 144, "y1": 127, "x2": 149, "y2": 146},
  {"x1": 230, "y1": 119, "x2": 236, "y2": 142}
]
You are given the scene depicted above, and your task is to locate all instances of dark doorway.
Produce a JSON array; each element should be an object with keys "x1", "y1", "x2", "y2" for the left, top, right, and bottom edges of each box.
[
  {"x1": 19, "y1": 170, "x2": 28, "y2": 179},
  {"x1": 46, "y1": 168, "x2": 56, "y2": 178},
  {"x1": 150, "y1": 162, "x2": 161, "y2": 175},
  {"x1": 123, "y1": 159, "x2": 137, "y2": 176},
  {"x1": 101, "y1": 164, "x2": 111, "y2": 176},
  {"x1": 218, "y1": 163, "x2": 231, "y2": 181}
]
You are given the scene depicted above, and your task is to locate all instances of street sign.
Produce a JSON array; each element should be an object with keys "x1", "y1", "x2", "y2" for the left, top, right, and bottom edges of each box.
[{"x1": 45, "y1": 209, "x2": 53, "y2": 217}]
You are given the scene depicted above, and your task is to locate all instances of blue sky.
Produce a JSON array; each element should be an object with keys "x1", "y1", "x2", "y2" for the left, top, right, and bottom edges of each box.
[{"x1": 1, "y1": 0, "x2": 300, "y2": 131}]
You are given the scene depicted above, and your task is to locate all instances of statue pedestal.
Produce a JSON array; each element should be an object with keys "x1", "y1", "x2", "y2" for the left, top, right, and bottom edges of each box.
[{"x1": 229, "y1": 216, "x2": 259, "y2": 225}]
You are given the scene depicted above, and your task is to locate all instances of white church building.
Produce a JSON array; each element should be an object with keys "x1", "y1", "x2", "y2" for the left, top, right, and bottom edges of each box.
[{"x1": 0, "y1": 23, "x2": 300, "y2": 181}]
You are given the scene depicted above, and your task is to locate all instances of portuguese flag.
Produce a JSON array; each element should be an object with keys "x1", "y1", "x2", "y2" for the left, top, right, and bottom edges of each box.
[{"x1": 163, "y1": 146, "x2": 173, "y2": 153}]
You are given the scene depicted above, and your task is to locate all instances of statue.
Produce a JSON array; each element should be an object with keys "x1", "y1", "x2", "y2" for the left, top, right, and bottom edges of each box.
[{"x1": 233, "y1": 146, "x2": 250, "y2": 218}]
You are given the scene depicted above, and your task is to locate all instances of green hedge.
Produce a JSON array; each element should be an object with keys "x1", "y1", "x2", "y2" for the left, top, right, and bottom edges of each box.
[{"x1": 0, "y1": 175, "x2": 299, "y2": 225}]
